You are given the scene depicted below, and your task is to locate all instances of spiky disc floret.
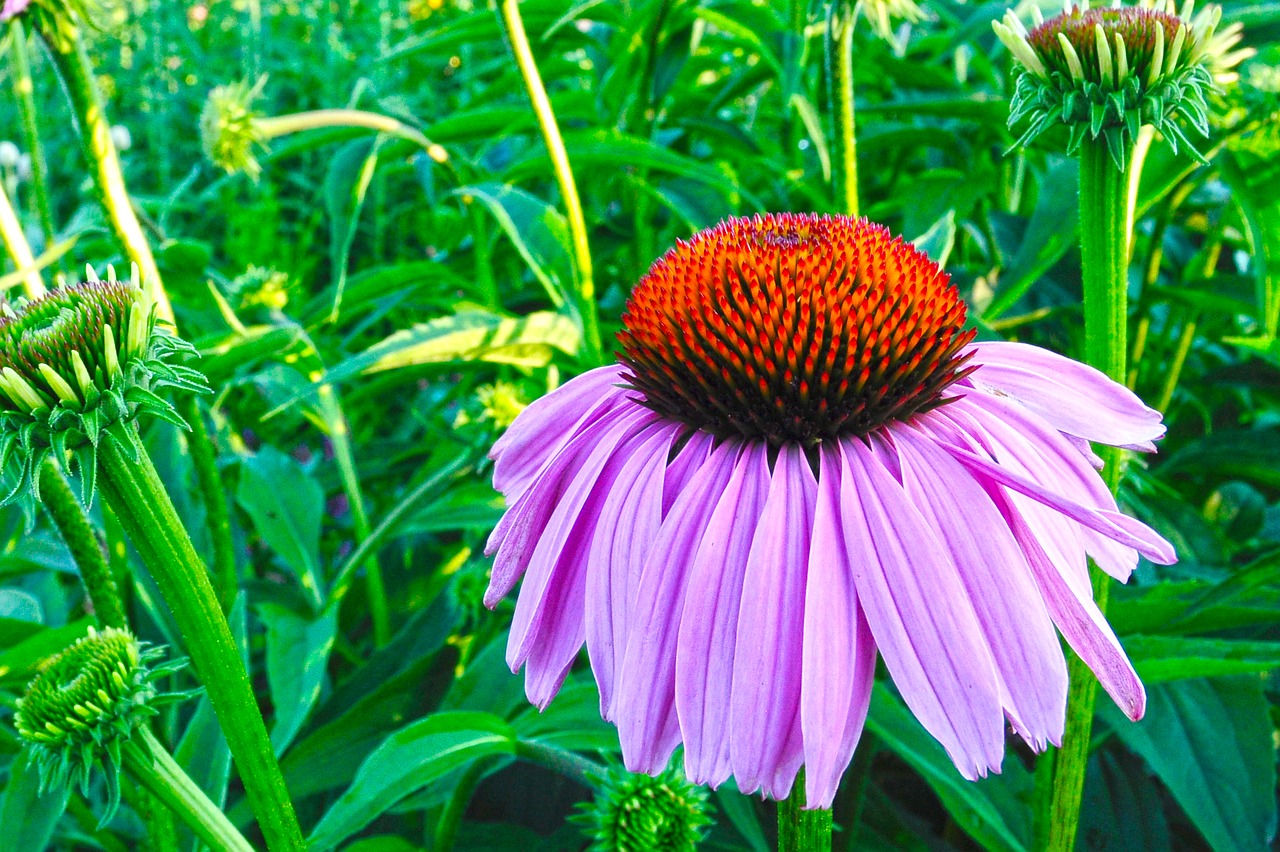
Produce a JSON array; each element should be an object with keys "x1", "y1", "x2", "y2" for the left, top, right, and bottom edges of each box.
[
  {"x1": 573, "y1": 762, "x2": 711, "y2": 852},
  {"x1": 0, "y1": 266, "x2": 209, "y2": 513},
  {"x1": 13, "y1": 626, "x2": 189, "y2": 823},
  {"x1": 993, "y1": 0, "x2": 1250, "y2": 167},
  {"x1": 201, "y1": 78, "x2": 268, "y2": 180},
  {"x1": 617, "y1": 213, "x2": 976, "y2": 447}
]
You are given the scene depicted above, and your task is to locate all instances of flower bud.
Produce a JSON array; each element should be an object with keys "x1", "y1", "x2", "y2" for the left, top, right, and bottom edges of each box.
[
  {"x1": 575, "y1": 762, "x2": 711, "y2": 852},
  {"x1": 200, "y1": 78, "x2": 268, "y2": 180}
]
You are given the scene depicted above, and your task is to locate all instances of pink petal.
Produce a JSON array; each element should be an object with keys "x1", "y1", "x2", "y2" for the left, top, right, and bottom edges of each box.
[
  {"x1": 839, "y1": 437, "x2": 1005, "y2": 780},
  {"x1": 616, "y1": 440, "x2": 742, "y2": 774},
  {"x1": 729, "y1": 444, "x2": 815, "y2": 800},
  {"x1": 892, "y1": 426, "x2": 1067, "y2": 750},
  {"x1": 675, "y1": 443, "x2": 771, "y2": 789},
  {"x1": 662, "y1": 430, "x2": 716, "y2": 516},
  {"x1": 801, "y1": 446, "x2": 877, "y2": 808},
  {"x1": 964, "y1": 341, "x2": 1164, "y2": 450}
]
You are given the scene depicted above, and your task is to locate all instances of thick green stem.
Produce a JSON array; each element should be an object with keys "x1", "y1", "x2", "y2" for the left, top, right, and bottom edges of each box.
[
  {"x1": 123, "y1": 727, "x2": 254, "y2": 852},
  {"x1": 0, "y1": 178, "x2": 46, "y2": 299},
  {"x1": 97, "y1": 430, "x2": 305, "y2": 851},
  {"x1": 182, "y1": 398, "x2": 238, "y2": 613},
  {"x1": 9, "y1": 21, "x2": 57, "y2": 249},
  {"x1": 1045, "y1": 140, "x2": 1133, "y2": 852},
  {"x1": 37, "y1": 462, "x2": 126, "y2": 629},
  {"x1": 500, "y1": 0, "x2": 602, "y2": 364},
  {"x1": 778, "y1": 771, "x2": 832, "y2": 852},
  {"x1": 40, "y1": 35, "x2": 173, "y2": 322},
  {"x1": 257, "y1": 109, "x2": 449, "y2": 164},
  {"x1": 830, "y1": 0, "x2": 859, "y2": 217}
]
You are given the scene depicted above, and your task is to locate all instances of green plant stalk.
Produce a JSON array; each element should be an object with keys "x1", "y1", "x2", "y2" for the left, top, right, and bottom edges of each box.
[
  {"x1": 37, "y1": 462, "x2": 127, "y2": 629},
  {"x1": 257, "y1": 109, "x2": 448, "y2": 164},
  {"x1": 830, "y1": 0, "x2": 859, "y2": 217},
  {"x1": 778, "y1": 770, "x2": 832, "y2": 852},
  {"x1": 182, "y1": 397, "x2": 238, "y2": 613},
  {"x1": 1045, "y1": 140, "x2": 1132, "y2": 852},
  {"x1": 9, "y1": 21, "x2": 57, "y2": 249},
  {"x1": 123, "y1": 727, "x2": 254, "y2": 852},
  {"x1": 0, "y1": 178, "x2": 46, "y2": 299},
  {"x1": 97, "y1": 430, "x2": 305, "y2": 851},
  {"x1": 500, "y1": 0, "x2": 603, "y2": 365},
  {"x1": 40, "y1": 35, "x2": 174, "y2": 322}
]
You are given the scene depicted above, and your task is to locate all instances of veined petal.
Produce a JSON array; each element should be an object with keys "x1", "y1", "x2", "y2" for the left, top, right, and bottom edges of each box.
[
  {"x1": 964, "y1": 341, "x2": 1164, "y2": 450},
  {"x1": 491, "y1": 365, "x2": 629, "y2": 498},
  {"x1": 801, "y1": 445, "x2": 876, "y2": 808},
  {"x1": 675, "y1": 442, "x2": 770, "y2": 788},
  {"x1": 662, "y1": 430, "x2": 716, "y2": 516},
  {"x1": 585, "y1": 423, "x2": 681, "y2": 717},
  {"x1": 839, "y1": 437, "x2": 1005, "y2": 780},
  {"x1": 616, "y1": 440, "x2": 741, "y2": 775},
  {"x1": 893, "y1": 426, "x2": 1067, "y2": 750},
  {"x1": 730, "y1": 444, "x2": 815, "y2": 800}
]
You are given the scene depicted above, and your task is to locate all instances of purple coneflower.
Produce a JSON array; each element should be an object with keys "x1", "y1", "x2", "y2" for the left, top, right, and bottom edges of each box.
[{"x1": 485, "y1": 213, "x2": 1175, "y2": 808}]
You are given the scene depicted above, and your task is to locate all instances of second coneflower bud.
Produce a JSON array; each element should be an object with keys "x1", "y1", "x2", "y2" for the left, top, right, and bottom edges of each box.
[
  {"x1": 574, "y1": 762, "x2": 711, "y2": 852},
  {"x1": 994, "y1": 0, "x2": 1251, "y2": 165}
]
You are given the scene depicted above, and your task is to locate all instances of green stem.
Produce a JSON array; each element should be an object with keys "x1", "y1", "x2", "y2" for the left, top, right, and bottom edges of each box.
[
  {"x1": 37, "y1": 461, "x2": 126, "y2": 630},
  {"x1": 40, "y1": 34, "x2": 174, "y2": 322},
  {"x1": 778, "y1": 770, "x2": 832, "y2": 852},
  {"x1": 499, "y1": 0, "x2": 602, "y2": 365},
  {"x1": 9, "y1": 21, "x2": 57, "y2": 250},
  {"x1": 181, "y1": 398, "x2": 238, "y2": 613},
  {"x1": 257, "y1": 109, "x2": 448, "y2": 164},
  {"x1": 0, "y1": 176, "x2": 46, "y2": 299},
  {"x1": 1045, "y1": 139, "x2": 1134, "y2": 852},
  {"x1": 123, "y1": 727, "x2": 254, "y2": 852},
  {"x1": 97, "y1": 430, "x2": 305, "y2": 851},
  {"x1": 433, "y1": 757, "x2": 492, "y2": 852},
  {"x1": 513, "y1": 739, "x2": 604, "y2": 789},
  {"x1": 1155, "y1": 318, "x2": 1196, "y2": 412},
  {"x1": 829, "y1": 0, "x2": 859, "y2": 217}
]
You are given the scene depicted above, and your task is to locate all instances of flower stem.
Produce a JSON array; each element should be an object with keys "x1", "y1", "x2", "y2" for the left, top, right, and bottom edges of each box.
[
  {"x1": 829, "y1": 0, "x2": 859, "y2": 217},
  {"x1": 181, "y1": 397, "x2": 238, "y2": 613},
  {"x1": 97, "y1": 429, "x2": 305, "y2": 851},
  {"x1": 257, "y1": 109, "x2": 449, "y2": 164},
  {"x1": 8, "y1": 21, "x2": 57, "y2": 250},
  {"x1": 40, "y1": 34, "x2": 174, "y2": 323},
  {"x1": 123, "y1": 727, "x2": 254, "y2": 852},
  {"x1": 778, "y1": 771, "x2": 832, "y2": 852},
  {"x1": 0, "y1": 176, "x2": 45, "y2": 299},
  {"x1": 1044, "y1": 138, "x2": 1133, "y2": 852},
  {"x1": 37, "y1": 461, "x2": 126, "y2": 630},
  {"x1": 499, "y1": 0, "x2": 603, "y2": 365}
]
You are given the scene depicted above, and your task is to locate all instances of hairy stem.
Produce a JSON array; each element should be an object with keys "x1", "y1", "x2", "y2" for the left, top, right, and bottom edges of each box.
[
  {"x1": 9, "y1": 21, "x2": 56, "y2": 249},
  {"x1": 499, "y1": 0, "x2": 602, "y2": 364},
  {"x1": 778, "y1": 770, "x2": 832, "y2": 852},
  {"x1": 37, "y1": 462, "x2": 126, "y2": 629},
  {"x1": 829, "y1": 0, "x2": 859, "y2": 217},
  {"x1": 98, "y1": 430, "x2": 304, "y2": 851}
]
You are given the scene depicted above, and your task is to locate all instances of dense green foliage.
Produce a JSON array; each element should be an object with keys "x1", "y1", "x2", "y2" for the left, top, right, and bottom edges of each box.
[{"x1": 1, "y1": 0, "x2": 1279, "y2": 849}]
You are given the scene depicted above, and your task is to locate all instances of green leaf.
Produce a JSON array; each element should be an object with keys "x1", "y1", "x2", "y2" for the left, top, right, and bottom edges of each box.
[
  {"x1": 306, "y1": 712, "x2": 518, "y2": 851},
  {"x1": 260, "y1": 602, "x2": 337, "y2": 755},
  {"x1": 0, "y1": 749, "x2": 69, "y2": 852},
  {"x1": 911, "y1": 210, "x2": 957, "y2": 269},
  {"x1": 1160, "y1": 428, "x2": 1280, "y2": 489},
  {"x1": 455, "y1": 183, "x2": 574, "y2": 308},
  {"x1": 325, "y1": 137, "x2": 382, "y2": 321},
  {"x1": 235, "y1": 446, "x2": 326, "y2": 608},
  {"x1": 1102, "y1": 677, "x2": 1278, "y2": 852},
  {"x1": 865, "y1": 683, "x2": 1030, "y2": 852},
  {"x1": 1125, "y1": 635, "x2": 1280, "y2": 683}
]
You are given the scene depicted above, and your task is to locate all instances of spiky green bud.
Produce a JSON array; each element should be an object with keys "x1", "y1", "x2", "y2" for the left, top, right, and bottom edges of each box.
[
  {"x1": 200, "y1": 78, "x2": 268, "y2": 181},
  {"x1": 856, "y1": 0, "x2": 925, "y2": 46},
  {"x1": 0, "y1": 265, "x2": 208, "y2": 514},
  {"x1": 574, "y1": 762, "x2": 711, "y2": 852},
  {"x1": 3, "y1": 0, "x2": 116, "y2": 54},
  {"x1": 994, "y1": 0, "x2": 1251, "y2": 167},
  {"x1": 13, "y1": 626, "x2": 189, "y2": 823}
]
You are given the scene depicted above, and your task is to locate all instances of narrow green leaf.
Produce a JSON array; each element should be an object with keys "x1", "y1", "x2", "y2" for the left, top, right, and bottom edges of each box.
[
  {"x1": 236, "y1": 447, "x2": 326, "y2": 608},
  {"x1": 260, "y1": 602, "x2": 338, "y2": 755}
]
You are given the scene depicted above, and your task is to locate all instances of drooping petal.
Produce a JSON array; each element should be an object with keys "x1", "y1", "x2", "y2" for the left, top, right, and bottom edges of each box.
[
  {"x1": 892, "y1": 425, "x2": 1067, "y2": 749},
  {"x1": 662, "y1": 429, "x2": 716, "y2": 516},
  {"x1": 964, "y1": 341, "x2": 1164, "y2": 450},
  {"x1": 616, "y1": 440, "x2": 741, "y2": 774},
  {"x1": 839, "y1": 437, "x2": 1005, "y2": 780},
  {"x1": 997, "y1": 491, "x2": 1146, "y2": 720},
  {"x1": 675, "y1": 443, "x2": 771, "y2": 789},
  {"x1": 801, "y1": 446, "x2": 876, "y2": 808},
  {"x1": 491, "y1": 365, "x2": 629, "y2": 499},
  {"x1": 585, "y1": 423, "x2": 682, "y2": 717},
  {"x1": 729, "y1": 444, "x2": 815, "y2": 800}
]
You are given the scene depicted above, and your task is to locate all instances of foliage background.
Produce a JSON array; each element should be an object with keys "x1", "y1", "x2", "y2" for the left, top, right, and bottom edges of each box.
[{"x1": 1, "y1": 0, "x2": 1280, "y2": 849}]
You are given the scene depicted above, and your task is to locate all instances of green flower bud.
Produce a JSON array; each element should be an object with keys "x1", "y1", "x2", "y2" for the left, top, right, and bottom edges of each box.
[
  {"x1": 0, "y1": 265, "x2": 209, "y2": 514},
  {"x1": 574, "y1": 762, "x2": 711, "y2": 852},
  {"x1": 13, "y1": 626, "x2": 189, "y2": 822},
  {"x1": 856, "y1": 0, "x2": 925, "y2": 46},
  {"x1": 993, "y1": 0, "x2": 1252, "y2": 167},
  {"x1": 200, "y1": 78, "x2": 268, "y2": 181}
]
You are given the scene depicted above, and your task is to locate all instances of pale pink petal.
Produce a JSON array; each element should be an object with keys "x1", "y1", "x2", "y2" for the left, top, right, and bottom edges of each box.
[
  {"x1": 801, "y1": 446, "x2": 877, "y2": 808},
  {"x1": 662, "y1": 430, "x2": 716, "y2": 515},
  {"x1": 729, "y1": 444, "x2": 815, "y2": 800},
  {"x1": 616, "y1": 440, "x2": 742, "y2": 774},
  {"x1": 892, "y1": 426, "x2": 1067, "y2": 750},
  {"x1": 675, "y1": 443, "x2": 771, "y2": 788},
  {"x1": 964, "y1": 341, "x2": 1164, "y2": 450},
  {"x1": 839, "y1": 438, "x2": 1005, "y2": 780}
]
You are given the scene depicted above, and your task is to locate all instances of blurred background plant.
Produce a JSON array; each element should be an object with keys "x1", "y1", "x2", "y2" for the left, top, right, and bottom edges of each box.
[{"x1": 0, "y1": 0, "x2": 1277, "y2": 849}]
